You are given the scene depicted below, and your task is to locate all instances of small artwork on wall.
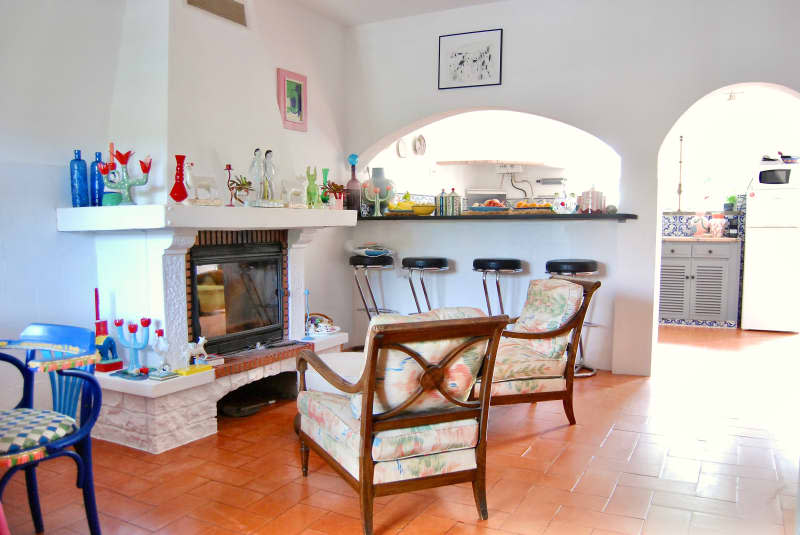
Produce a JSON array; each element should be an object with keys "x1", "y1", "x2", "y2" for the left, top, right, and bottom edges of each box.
[
  {"x1": 277, "y1": 68, "x2": 307, "y2": 131},
  {"x1": 438, "y1": 28, "x2": 502, "y2": 90}
]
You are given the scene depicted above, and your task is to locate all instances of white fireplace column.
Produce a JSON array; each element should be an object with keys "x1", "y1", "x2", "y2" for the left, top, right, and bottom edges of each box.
[{"x1": 287, "y1": 228, "x2": 321, "y2": 340}]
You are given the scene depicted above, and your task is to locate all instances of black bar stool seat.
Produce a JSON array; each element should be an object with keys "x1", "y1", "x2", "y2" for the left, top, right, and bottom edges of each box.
[
  {"x1": 472, "y1": 258, "x2": 523, "y2": 315},
  {"x1": 545, "y1": 258, "x2": 599, "y2": 377},
  {"x1": 401, "y1": 257, "x2": 449, "y2": 270},
  {"x1": 350, "y1": 255, "x2": 394, "y2": 268},
  {"x1": 545, "y1": 259, "x2": 599, "y2": 275},
  {"x1": 350, "y1": 255, "x2": 394, "y2": 320},
  {"x1": 473, "y1": 258, "x2": 523, "y2": 272},
  {"x1": 401, "y1": 257, "x2": 449, "y2": 313}
]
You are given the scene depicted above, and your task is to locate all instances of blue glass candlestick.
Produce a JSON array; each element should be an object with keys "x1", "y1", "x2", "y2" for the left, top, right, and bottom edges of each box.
[
  {"x1": 69, "y1": 149, "x2": 89, "y2": 207},
  {"x1": 89, "y1": 152, "x2": 104, "y2": 206}
]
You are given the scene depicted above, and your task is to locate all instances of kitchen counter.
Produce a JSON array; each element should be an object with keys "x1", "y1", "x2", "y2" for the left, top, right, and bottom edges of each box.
[
  {"x1": 358, "y1": 213, "x2": 637, "y2": 222},
  {"x1": 662, "y1": 236, "x2": 739, "y2": 242}
]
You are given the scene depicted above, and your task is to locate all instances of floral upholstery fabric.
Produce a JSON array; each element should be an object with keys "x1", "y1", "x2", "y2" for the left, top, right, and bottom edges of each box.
[
  {"x1": 477, "y1": 376, "x2": 566, "y2": 396},
  {"x1": 298, "y1": 390, "x2": 478, "y2": 462},
  {"x1": 349, "y1": 307, "x2": 488, "y2": 418},
  {"x1": 0, "y1": 408, "x2": 76, "y2": 454},
  {"x1": 493, "y1": 279, "x2": 583, "y2": 382},
  {"x1": 299, "y1": 405, "x2": 477, "y2": 484}
]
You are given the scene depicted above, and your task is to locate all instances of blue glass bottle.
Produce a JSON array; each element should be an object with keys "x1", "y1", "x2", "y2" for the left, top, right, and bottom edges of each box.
[
  {"x1": 89, "y1": 152, "x2": 104, "y2": 206},
  {"x1": 69, "y1": 149, "x2": 89, "y2": 207}
]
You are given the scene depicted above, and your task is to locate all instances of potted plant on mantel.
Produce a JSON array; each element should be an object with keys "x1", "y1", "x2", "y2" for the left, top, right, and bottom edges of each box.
[{"x1": 723, "y1": 195, "x2": 736, "y2": 212}]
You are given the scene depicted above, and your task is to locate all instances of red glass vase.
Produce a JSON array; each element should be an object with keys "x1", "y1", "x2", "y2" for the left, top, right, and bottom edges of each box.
[{"x1": 170, "y1": 154, "x2": 189, "y2": 202}]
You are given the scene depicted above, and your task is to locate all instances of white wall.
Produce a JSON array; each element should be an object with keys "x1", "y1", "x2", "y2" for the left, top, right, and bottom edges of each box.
[
  {"x1": 167, "y1": 0, "x2": 353, "y2": 337},
  {"x1": 658, "y1": 83, "x2": 800, "y2": 212},
  {"x1": 0, "y1": 0, "x2": 129, "y2": 408},
  {"x1": 343, "y1": 0, "x2": 800, "y2": 375}
]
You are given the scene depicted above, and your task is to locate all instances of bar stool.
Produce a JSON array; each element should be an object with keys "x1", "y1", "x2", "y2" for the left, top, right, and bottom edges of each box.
[
  {"x1": 472, "y1": 258, "x2": 523, "y2": 315},
  {"x1": 350, "y1": 255, "x2": 394, "y2": 320},
  {"x1": 401, "y1": 257, "x2": 449, "y2": 313},
  {"x1": 545, "y1": 258, "x2": 599, "y2": 378}
]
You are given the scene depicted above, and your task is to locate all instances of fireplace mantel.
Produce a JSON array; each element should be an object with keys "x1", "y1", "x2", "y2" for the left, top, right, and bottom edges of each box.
[{"x1": 56, "y1": 205, "x2": 357, "y2": 232}]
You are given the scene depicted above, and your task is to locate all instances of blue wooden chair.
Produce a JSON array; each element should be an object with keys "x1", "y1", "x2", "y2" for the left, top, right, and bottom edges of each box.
[{"x1": 0, "y1": 324, "x2": 103, "y2": 535}]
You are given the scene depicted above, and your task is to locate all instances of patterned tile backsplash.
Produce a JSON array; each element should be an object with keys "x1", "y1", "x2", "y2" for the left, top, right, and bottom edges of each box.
[{"x1": 660, "y1": 194, "x2": 746, "y2": 329}]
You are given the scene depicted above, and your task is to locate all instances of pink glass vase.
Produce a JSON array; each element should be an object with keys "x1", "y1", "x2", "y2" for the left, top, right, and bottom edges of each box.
[{"x1": 170, "y1": 154, "x2": 189, "y2": 203}]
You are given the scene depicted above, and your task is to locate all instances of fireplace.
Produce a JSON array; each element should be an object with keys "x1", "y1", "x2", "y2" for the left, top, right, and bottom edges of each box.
[{"x1": 188, "y1": 230, "x2": 289, "y2": 354}]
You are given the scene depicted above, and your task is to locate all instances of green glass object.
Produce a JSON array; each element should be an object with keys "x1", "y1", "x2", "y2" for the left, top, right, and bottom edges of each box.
[{"x1": 306, "y1": 166, "x2": 321, "y2": 208}]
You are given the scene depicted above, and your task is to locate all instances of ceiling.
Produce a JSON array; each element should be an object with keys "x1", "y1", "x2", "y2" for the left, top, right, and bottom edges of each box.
[{"x1": 294, "y1": 0, "x2": 508, "y2": 26}]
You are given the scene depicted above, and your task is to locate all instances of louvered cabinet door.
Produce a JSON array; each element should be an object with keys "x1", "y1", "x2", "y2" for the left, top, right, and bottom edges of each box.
[
  {"x1": 659, "y1": 259, "x2": 691, "y2": 320},
  {"x1": 690, "y1": 258, "x2": 729, "y2": 322}
]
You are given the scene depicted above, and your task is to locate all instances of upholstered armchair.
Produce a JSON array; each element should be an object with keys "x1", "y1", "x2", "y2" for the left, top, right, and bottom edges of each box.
[
  {"x1": 295, "y1": 308, "x2": 507, "y2": 535},
  {"x1": 475, "y1": 277, "x2": 600, "y2": 424}
]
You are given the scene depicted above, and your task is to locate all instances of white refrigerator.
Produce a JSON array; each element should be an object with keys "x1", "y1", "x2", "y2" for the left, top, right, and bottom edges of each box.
[{"x1": 741, "y1": 168, "x2": 800, "y2": 332}]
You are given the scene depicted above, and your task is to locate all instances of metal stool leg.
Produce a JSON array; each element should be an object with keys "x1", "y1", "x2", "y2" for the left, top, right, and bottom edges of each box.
[
  {"x1": 481, "y1": 271, "x2": 493, "y2": 315},
  {"x1": 494, "y1": 271, "x2": 505, "y2": 315},
  {"x1": 354, "y1": 268, "x2": 373, "y2": 320},
  {"x1": 408, "y1": 269, "x2": 422, "y2": 313},
  {"x1": 419, "y1": 270, "x2": 433, "y2": 312},
  {"x1": 363, "y1": 269, "x2": 381, "y2": 318},
  {"x1": 574, "y1": 329, "x2": 597, "y2": 378}
]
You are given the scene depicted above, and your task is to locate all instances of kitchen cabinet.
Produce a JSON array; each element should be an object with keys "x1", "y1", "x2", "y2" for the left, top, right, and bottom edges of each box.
[{"x1": 659, "y1": 239, "x2": 741, "y2": 323}]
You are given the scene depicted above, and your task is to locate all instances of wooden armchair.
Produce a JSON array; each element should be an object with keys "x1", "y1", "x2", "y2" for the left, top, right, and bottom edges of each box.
[
  {"x1": 296, "y1": 308, "x2": 508, "y2": 535},
  {"x1": 472, "y1": 277, "x2": 601, "y2": 424}
]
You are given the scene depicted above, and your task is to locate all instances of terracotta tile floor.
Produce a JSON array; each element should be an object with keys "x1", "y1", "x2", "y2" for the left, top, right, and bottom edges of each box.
[{"x1": 4, "y1": 326, "x2": 798, "y2": 534}]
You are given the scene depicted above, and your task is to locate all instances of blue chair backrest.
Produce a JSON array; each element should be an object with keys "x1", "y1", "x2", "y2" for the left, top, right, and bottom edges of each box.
[{"x1": 1, "y1": 324, "x2": 97, "y2": 419}]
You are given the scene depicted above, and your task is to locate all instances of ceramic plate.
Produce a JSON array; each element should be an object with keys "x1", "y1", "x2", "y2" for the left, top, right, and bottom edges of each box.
[{"x1": 469, "y1": 206, "x2": 508, "y2": 212}]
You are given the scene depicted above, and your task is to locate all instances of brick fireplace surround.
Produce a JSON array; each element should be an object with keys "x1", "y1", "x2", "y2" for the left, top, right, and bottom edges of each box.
[{"x1": 56, "y1": 205, "x2": 357, "y2": 454}]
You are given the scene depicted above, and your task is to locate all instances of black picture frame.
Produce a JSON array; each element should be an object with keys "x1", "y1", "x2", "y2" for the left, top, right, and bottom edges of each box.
[{"x1": 438, "y1": 28, "x2": 503, "y2": 90}]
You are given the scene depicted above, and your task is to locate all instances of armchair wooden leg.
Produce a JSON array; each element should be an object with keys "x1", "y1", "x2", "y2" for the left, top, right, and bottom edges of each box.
[
  {"x1": 471, "y1": 478, "x2": 488, "y2": 520},
  {"x1": 75, "y1": 439, "x2": 101, "y2": 535},
  {"x1": 562, "y1": 396, "x2": 576, "y2": 425},
  {"x1": 359, "y1": 486, "x2": 374, "y2": 535},
  {"x1": 300, "y1": 440, "x2": 309, "y2": 477},
  {"x1": 24, "y1": 466, "x2": 44, "y2": 534}
]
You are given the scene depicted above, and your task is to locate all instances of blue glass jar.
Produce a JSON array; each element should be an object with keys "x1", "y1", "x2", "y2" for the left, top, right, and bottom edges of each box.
[
  {"x1": 69, "y1": 149, "x2": 89, "y2": 207},
  {"x1": 89, "y1": 152, "x2": 104, "y2": 206}
]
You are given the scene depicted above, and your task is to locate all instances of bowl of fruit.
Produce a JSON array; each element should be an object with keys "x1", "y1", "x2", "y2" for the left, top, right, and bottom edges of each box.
[
  {"x1": 513, "y1": 200, "x2": 554, "y2": 212},
  {"x1": 411, "y1": 205, "x2": 435, "y2": 216}
]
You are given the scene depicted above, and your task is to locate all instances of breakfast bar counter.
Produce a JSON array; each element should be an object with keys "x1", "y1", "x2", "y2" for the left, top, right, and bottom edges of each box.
[{"x1": 358, "y1": 212, "x2": 637, "y2": 222}]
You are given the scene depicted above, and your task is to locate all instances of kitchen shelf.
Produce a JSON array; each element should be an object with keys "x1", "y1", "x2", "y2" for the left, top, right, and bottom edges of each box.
[
  {"x1": 358, "y1": 213, "x2": 637, "y2": 222},
  {"x1": 435, "y1": 160, "x2": 547, "y2": 166}
]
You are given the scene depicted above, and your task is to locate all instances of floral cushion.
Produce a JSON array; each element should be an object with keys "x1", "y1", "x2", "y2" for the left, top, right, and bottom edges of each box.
[
  {"x1": 477, "y1": 376, "x2": 566, "y2": 396},
  {"x1": 298, "y1": 390, "x2": 478, "y2": 462},
  {"x1": 349, "y1": 307, "x2": 488, "y2": 418},
  {"x1": 493, "y1": 279, "x2": 583, "y2": 381},
  {"x1": 299, "y1": 407, "x2": 477, "y2": 484},
  {"x1": 0, "y1": 408, "x2": 77, "y2": 454}
]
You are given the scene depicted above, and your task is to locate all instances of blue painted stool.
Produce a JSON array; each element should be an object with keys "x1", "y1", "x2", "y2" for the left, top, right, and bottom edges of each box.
[{"x1": 0, "y1": 324, "x2": 102, "y2": 535}]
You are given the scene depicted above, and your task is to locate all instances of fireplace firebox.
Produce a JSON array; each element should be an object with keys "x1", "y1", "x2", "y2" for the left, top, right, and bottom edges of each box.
[{"x1": 190, "y1": 241, "x2": 285, "y2": 355}]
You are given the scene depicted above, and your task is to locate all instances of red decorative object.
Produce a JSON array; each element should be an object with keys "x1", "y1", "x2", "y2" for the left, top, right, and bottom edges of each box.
[
  {"x1": 95, "y1": 321, "x2": 108, "y2": 337},
  {"x1": 140, "y1": 367, "x2": 149, "y2": 374},
  {"x1": 96, "y1": 360, "x2": 123, "y2": 372},
  {"x1": 139, "y1": 157, "x2": 152, "y2": 174},
  {"x1": 114, "y1": 150, "x2": 133, "y2": 165},
  {"x1": 224, "y1": 164, "x2": 235, "y2": 207},
  {"x1": 127, "y1": 323, "x2": 138, "y2": 334},
  {"x1": 113, "y1": 319, "x2": 124, "y2": 327},
  {"x1": 169, "y1": 154, "x2": 189, "y2": 203},
  {"x1": 97, "y1": 162, "x2": 108, "y2": 175},
  {"x1": 140, "y1": 318, "x2": 151, "y2": 328},
  {"x1": 155, "y1": 328, "x2": 164, "y2": 337}
]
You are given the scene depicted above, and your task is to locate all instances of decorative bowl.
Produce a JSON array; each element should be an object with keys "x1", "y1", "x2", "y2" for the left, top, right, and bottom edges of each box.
[{"x1": 412, "y1": 205, "x2": 435, "y2": 216}]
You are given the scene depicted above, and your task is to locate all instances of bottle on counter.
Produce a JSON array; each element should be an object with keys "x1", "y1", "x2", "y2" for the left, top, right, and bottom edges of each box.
[
  {"x1": 70, "y1": 149, "x2": 89, "y2": 207},
  {"x1": 436, "y1": 188, "x2": 447, "y2": 216},
  {"x1": 344, "y1": 154, "x2": 361, "y2": 211},
  {"x1": 447, "y1": 188, "x2": 461, "y2": 216}
]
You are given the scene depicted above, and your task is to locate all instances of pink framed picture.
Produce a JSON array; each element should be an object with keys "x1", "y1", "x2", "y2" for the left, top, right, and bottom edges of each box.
[{"x1": 277, "y1": 68, "x2": 307, "y2": 132}]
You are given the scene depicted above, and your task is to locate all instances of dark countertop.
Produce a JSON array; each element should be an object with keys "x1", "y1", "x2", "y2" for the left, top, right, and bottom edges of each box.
[{"x1": 357, "y1": 213, "x2": 637, "y2": 222}]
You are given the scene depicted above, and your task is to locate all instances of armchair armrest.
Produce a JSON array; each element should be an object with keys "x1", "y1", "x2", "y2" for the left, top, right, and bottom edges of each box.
[
  {"x1": 0, "y1": 352, "x2": 34, "y2": 409},
  {"x1": 296, "y1": 349, "x2": 363, "y2": 394}
]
